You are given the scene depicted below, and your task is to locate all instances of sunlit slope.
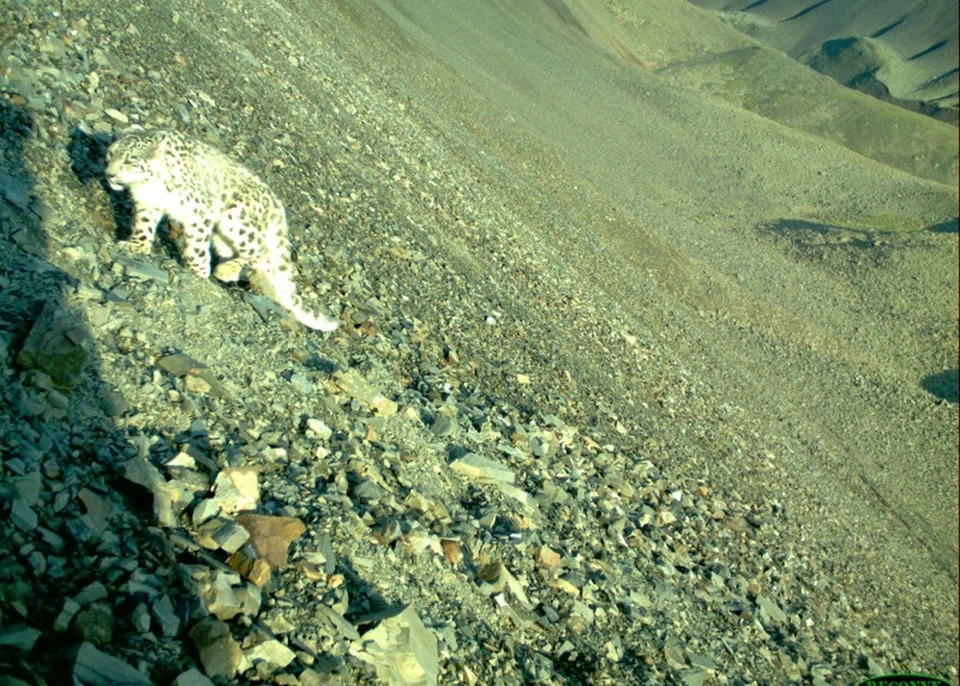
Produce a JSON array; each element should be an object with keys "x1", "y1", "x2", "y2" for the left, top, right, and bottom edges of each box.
[
  {"x1": 577, "y1": 0, "x2": 958, "y2": 184},
  {"x1": 349, "y1": 0, "x2": 957, "y2": 380},
  {"x1": 329, "y1": 0, "x2": 958, "y2": 569}
]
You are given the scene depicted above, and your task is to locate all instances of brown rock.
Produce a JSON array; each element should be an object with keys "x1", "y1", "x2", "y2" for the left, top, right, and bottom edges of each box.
[
  {"x1": 156, "y1": 353, "x2": 232, "y2": 400},
  {"x1": 157, "y1": 353, "x2": 207, "y2": 377},
  {"x1": 235, "y1": 515, "x2": 305, "y2": 567},
  {"x1": 440, "y1": 539, "x2": 462, "y2": 565},
  {"x1": 227, "y1": 547, "x2": 273, "y2": 587},
  {"x1": 536, "y1": 545, "x2": 562, "y2": 572}
]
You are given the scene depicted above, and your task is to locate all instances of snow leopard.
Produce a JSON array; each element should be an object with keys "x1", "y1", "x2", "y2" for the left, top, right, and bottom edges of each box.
[{"x1": 104, "y1": 128, "x2": 339, "y2": 332}]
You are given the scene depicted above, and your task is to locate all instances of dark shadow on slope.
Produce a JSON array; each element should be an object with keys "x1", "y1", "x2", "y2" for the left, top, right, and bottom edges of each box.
[
  {"x1": 543, "y1": 0, "x2": 588, "y2": 37},
  {"x1": 67, "y1": 126, "x2": 182, "y2": 258},
  {"x1": 67, "y1": 126, "x2": 112, "y2": 186},
  {"x1": 0, "y1": 97, "x2": 217, "y2": 683},
  {"x1": 339, "y1": 557, "x2": 401, "y2": 628},
  {"x1": 515, "y1": 640, "x2": 601, "y2": 685},
  {"x1": 807, "y1": 37, "x2": 884, "y2": 86},
  {"x1": 921, "y1": 369, "x2": 959, "y2": 403},
  {"x1": 68, "y1": 127, "x2": 135, "y2": 242},
  {"x1": 2, "y1": 99, "x2": 350, "y2": 683},
  {"x1": 782, "y1": 0, "x2": 834, "y2": 22},
  {"x1": 927, "y1": 217, "x2": 958, "y2": 233},
  {"x1": 760, "y1": 218, "x2": 892, "y2": 271},
  {"x1": 909, "y1": 40, "x2": 948, "y2": 62},
  {"x1": 871, "y1": 16, "x2": 905, "y2": 39}
]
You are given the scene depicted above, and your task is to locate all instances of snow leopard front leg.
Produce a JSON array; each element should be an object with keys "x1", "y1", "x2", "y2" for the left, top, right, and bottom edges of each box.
[
  {"x1": 179, "y1": 215, "x2": 216, "y2": 278},
  {"x1": 119, "y1": 203, "x2": 165, "y2": 254}
]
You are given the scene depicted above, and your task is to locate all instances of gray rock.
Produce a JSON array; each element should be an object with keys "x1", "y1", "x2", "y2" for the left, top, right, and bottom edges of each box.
[
  {"x1": 317, "y1": 604, "x2": 360, "y2": 641},
  {"x1": 211, "y1": 467, "x2": 260, "y2": 514},
  {"x1": 54, "y1": 599, "x2": 82, "y2": 632},
  {"x1": 200, "y1": 570, "x2": 244, "y2": 620},
  {"x1": 152, "y1": 477, "x2": 196, "y2": 527},
  {"x1": 189, "y1": 617, "x2": 248, "y2": 679},
  {"x1": 332, "y1": 369, "x2": 397, "y2": 416},
  {"x1": 72, "y1": 642, "x2": 151, "y2": 685},
  {"x1": 74, "y1": 602, "x2": 114, "y2": 646},
  {"x1": 192, "y1": 499, "x2": 222, "y2": 526},
  {"x1": 103, "y1": 107, "x2": 129, "y2": 123},
  {"x1": 10, "y1": 470, "x2": 42, "y2": 506},
  {"x1": 171, "y1": 668, "x2": 215, "y2": 686},
  {"x1": 17, "y1": 302, "x2": 89, "y2": 389},
  {"x1": 113, "y1": 254, "x2": 170, "y2": 284},
  {"x1": 495, "y1": 482, "x2": 537, "y2": 510},
  {"x1": 75, "y1": 283, "x2": 105, "y2": 302},
  {"x1": 261, "y1": 614, "x2": 296, "y2": 635},
  {"x1": 121, "y1": 453, "x2": 165, "y2": 492},
  {"x1": 74, "y1": 582, "x2": 109, "y2": 607},
  {"x1": 151, "y1": 594, "x2": 181, "y2": 637},
  {"x1": 297, "y1": 668, "x2": 326, "y2": 686},
  {"x1": 477, "y1": 562, "x2": 531, "y2": 607},
  {"x1": 0, "y1": 171, "x2": 31, "y2": 210},
  {"x1": 0, "y1": 624, "x2": 42, "y2": 651},
  {"x1": 756, "y1": 595, "x2": 787, "y2": 626},
  {"x1": 306, "y1": 417, "x2": 333, "y2": 440},
  {"x1": 242, "y1": 292, "x2": 286, "y2": 322},
  {"x1": 10, "y1": 498, "x2": 38, "y2": 532},
  {"x1": 212, "y1": 520, "x2": 252, "y2": 554},
  {"x1": 97, "y1": 384, "x2": 129, "y2": 416},
  {"x1": 131, "y1": 602, "x2": 151, "y2": 634},
  {"x1": 234, "y1": 582, "x2": 262, "y2": 619},
  {"x1": 430, "y1": 414, "x2": 456, "y2": 437},
  {"x1": 244, "y1": 637, "x2": 296, "y2": 674},
  {"x1": 290, "y1": 372, "x2": 314, "y2": 394}
]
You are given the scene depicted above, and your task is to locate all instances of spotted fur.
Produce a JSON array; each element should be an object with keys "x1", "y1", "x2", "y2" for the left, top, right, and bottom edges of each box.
[{"x1": 105, "y1": 128, "x2": 338, "y2": 332}]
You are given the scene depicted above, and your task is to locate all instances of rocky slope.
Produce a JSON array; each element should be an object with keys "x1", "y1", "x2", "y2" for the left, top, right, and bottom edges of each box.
[{"x1": 1, "y1": 1, "x2": 957, "y2": 684}]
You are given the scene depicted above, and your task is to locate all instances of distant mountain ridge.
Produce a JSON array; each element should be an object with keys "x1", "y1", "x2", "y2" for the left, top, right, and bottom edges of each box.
[{"x1": 688, "y1": 0, "x2": 959, "y2": 123}]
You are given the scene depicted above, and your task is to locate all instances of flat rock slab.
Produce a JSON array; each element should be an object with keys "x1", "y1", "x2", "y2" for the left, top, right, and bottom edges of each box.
[
  {"x1": 113, "y1": 254, "x2": 171, "y2": 284},
  {"x1": 449, "y1": 453, "x2": 515, "y2": 484},
  {"x1": 332, "y1": 369, "x2": 397, "y2": 416},
  {"x1": 72, "y1": 642, "x2": 151, "y2": 685},
  {"x1": 351, "y1": 606, "x2": 438, "y2": 686}
]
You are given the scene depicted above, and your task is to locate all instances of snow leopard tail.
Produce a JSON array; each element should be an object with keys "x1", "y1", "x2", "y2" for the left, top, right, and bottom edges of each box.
[
  {"x1": 285, "y1": 292, "x2": 340, "y2": 332},
  {"x1": 253, "y1": 260, "x2": 339, "y2": 332}
]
